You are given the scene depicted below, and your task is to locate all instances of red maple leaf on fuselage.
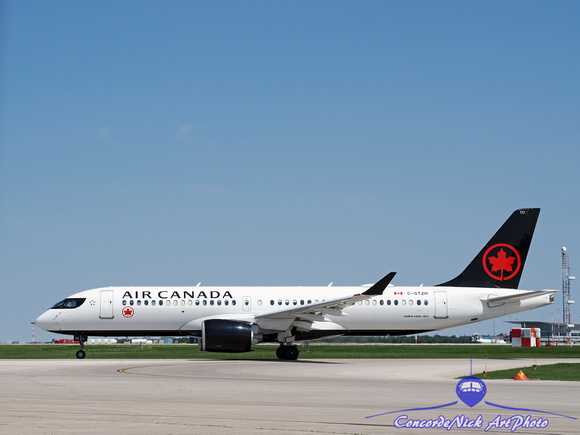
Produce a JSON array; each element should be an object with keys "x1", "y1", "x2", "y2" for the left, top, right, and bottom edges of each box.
[{"x1": 487, "y1": 248, "x2": 516, "y2": 280}]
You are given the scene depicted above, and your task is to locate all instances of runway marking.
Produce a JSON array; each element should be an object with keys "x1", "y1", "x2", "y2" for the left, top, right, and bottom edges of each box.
[{"x1": 117, "y1": 360, "x2": 393, "y2": 384}]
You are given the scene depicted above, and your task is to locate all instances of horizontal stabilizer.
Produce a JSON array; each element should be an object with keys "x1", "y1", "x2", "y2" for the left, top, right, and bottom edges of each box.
[{"x1": 483, "y1": 290, "x2": 556, "y2": 304}]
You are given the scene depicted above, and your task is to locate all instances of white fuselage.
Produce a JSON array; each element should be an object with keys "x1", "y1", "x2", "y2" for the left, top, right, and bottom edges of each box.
[{"x1": 35, "y1": 284, "x2": 554, "y2": 340}]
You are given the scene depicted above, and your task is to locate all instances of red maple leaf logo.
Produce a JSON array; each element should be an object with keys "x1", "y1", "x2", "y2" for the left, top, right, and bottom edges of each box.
[
  {"x1": 487, "y1": 248, "x2": 515, "y2": 280},
  {"x1": 122, "y1": 307, "x2": 134, "y2": 318},
  {"x1": 483, "y1": 244, "x2": 521, "y2": 281},
  {"x1": 488, "y1": 248, "x2": 516, "y2": 272}
]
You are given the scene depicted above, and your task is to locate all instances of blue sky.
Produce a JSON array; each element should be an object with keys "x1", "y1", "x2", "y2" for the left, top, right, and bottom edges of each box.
[{"x1": 1, "y1": 1, "x2": 579, "y2": 342}]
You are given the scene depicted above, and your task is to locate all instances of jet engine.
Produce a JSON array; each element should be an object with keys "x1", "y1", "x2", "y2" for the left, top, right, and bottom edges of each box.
[{"x1": 199, "y1": 319, "x2": 262, "y2": 352}]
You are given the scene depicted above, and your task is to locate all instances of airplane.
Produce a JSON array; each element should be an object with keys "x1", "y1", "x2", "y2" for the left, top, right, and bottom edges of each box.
[
  {"x1": 470, "y1": 333, "x2": 508, "y2": 344},
  {"x1": 34, "y1": 208, "x2": 555, "y2": 360}
]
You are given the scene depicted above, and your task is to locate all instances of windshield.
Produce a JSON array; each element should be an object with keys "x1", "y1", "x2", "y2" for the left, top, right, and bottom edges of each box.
[{"x1": 50, "y1": 298, "x2": 86, "y2": 309}]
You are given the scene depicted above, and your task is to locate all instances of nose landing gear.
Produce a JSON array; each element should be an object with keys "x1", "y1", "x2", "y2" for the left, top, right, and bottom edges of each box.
[
  {"x1": 276, "y1": 344, "x2": 299, "y2": 360},
  {"x1": 74, "y1": 334, "x2": 88, "y2": 359}
]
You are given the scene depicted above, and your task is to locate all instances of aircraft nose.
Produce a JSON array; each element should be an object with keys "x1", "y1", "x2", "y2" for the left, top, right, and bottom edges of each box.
[{"x1": 34, "y1": 310, "x2": 58, "y2": 332}]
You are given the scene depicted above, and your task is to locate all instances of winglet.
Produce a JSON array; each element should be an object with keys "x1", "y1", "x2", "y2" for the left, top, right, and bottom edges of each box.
[{"x1": 363, "y1": 272, "x2": 396, "y2": 296}]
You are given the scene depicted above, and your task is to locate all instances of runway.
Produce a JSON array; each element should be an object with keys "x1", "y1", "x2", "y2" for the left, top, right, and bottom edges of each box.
[{"x1": 1, "y1": 358, "x2": 578, "y2": 434}]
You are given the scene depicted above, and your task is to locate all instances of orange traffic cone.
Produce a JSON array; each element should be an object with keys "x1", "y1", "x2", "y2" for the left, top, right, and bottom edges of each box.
[{"x1": 513, "y1": 370, "x2": 530, "y2": 380}]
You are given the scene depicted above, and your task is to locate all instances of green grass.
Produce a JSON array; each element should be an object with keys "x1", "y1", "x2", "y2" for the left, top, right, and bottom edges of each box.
[
  {"x1": 1, "y1": 343, "x2": 579, "y2": 360},
  {"x1": 471, "y1": 363, "x2": 580, "y2": 381}
]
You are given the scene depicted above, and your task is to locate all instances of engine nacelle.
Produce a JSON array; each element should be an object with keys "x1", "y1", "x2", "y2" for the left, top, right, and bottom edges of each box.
[{"x1": 200, "y1": 319, "x2": 262, "y2": 353}]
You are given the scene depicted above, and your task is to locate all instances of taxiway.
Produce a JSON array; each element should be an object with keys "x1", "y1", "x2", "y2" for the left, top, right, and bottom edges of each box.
[{"x1": 1, "y1": 358, "x2": 578, "y2": 434}]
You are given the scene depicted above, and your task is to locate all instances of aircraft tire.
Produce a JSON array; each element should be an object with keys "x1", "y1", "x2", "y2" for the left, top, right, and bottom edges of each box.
[
  {"x1": 276, "y1": 346, "x2": 286, "y2": 360},
  {"x1": 76, "y1": 350, "x2": 86, "y2": 359},
  {"x1": 285, "y1": 345, "x2": 299, "y2": 361}
]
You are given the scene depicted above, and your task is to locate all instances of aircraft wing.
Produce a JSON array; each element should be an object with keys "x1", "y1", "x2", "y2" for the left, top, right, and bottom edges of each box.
[
  {"x1": 181, "y1": 272, "x2": 396, "y2": 336},
  {"x1": 256, "y1": 272, "x2": 396, "y2": 322}
]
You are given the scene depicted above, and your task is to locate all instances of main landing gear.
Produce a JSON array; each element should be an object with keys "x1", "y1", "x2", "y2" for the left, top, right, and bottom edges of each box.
[
  {"x1": 74, "y1": 334, "x2": 88, "y2": 359},
  {"x1": 276, "y1": 344, "x2": 299, "y2": 361}
]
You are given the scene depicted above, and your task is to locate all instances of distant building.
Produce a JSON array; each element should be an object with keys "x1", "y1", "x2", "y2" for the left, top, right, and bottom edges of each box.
[{"x1": 507, "y1": 321, "x2": 577, "y2": 344}]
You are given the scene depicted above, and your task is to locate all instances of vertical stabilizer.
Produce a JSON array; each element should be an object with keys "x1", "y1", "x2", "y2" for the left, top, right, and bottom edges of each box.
[{"x1": 437, "y1": 208, "x2": 540, "y2": 289}]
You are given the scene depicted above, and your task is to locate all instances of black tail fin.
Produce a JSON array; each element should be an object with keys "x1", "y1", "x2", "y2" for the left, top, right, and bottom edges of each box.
[{"x1": 437, "y1": 208, "x2": 540, "y2": 289}]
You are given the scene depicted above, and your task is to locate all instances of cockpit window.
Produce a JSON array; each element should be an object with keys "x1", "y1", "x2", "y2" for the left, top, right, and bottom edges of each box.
[{"x1": 50, "y1": 298, "x2": 86, "y2": 309}]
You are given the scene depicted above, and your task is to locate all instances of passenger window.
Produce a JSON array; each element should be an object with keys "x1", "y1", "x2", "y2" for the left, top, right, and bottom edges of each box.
[
  {"x1": 394, "y1": 300, "x2": 399, "y2": 306},
  {"x1": 152, "y1": 300, "x2": 156, "y2": 306},
  {"x1": 417, "y1": 300, "x2": 421, "y2": 306},
  {"x1": 387, "y1": 300, "x2": 391, "y2": 305},
  {"x1": 270, "y1": 300, "x2": 274, "y2": 306},
  {"x1": 195, "y1": 300, "x2": 200, "y2": 306},
  {"x1": 159, "y1": 300, "x2": 163, "y2": 306},
  {"x1": 122, "y1": 300, "x2": 127, "y2": 306},
  {"x1": 380, "y1": 300, "x2": 384, "y2": 306},
  {"x1": 232, "y1": 300, "x2": 236, "y2": 306},
  {"x1": 210, "y1": 300, "x2": 214, "y2": 306},
  {"x1": 137, "y1": 300, "x2": 142, "y2": 306},
  {"x1": 401, "y1": 300, "x2": 406, "y2": 306},
  {"x1": 424, "y1": 300, "x2": 429, "y2": 306}
]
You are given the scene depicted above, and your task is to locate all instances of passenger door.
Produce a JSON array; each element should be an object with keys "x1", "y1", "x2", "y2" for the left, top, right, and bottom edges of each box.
[
  {"x1": 433, "y1": 291, "x2": 448, "y2": 319},
  {"x1": 100, "y1": 290, "x2": 114, "y2": 319}
]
